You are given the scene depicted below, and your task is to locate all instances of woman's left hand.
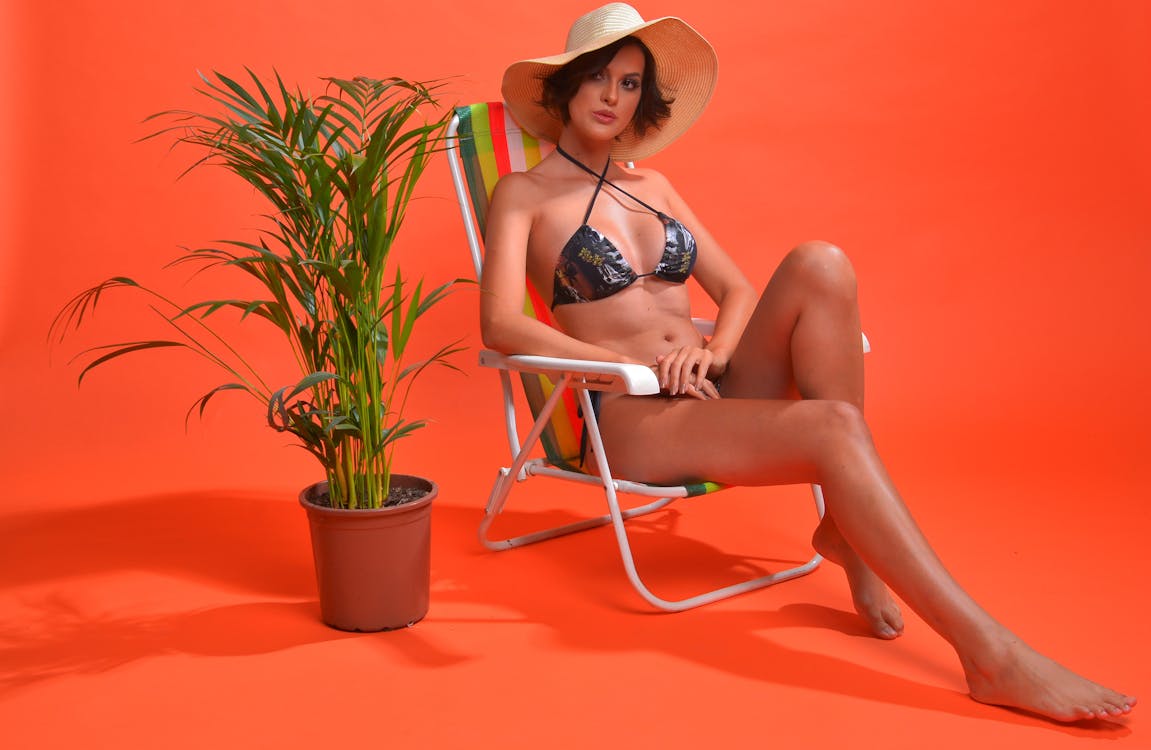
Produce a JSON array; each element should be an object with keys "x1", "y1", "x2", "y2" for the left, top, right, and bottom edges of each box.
[{"x1": 654, "y1": 346, "x2": 718, "y2": 396}]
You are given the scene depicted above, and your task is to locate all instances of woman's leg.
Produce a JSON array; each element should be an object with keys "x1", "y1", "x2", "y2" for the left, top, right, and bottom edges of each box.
[
  {"x1": 598, "y1": 394, "x2": 1135, "y2": 722},
  {"x1": 723, "y1": 241, "x2": 902, "y2": 639},
  {"x1": 597, "y1": 241, "x2": 1135, "y2": 721}
]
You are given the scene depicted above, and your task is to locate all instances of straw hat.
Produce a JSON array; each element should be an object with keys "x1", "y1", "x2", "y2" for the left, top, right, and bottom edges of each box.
[{"x1": 501, "y1": 3, "x2": 718, "y2": 161}]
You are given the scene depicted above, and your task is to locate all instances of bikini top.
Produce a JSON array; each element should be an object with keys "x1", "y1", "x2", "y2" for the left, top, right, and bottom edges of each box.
[{"x1": 551, "y1": 146, "x2": 697, "y2": 308}]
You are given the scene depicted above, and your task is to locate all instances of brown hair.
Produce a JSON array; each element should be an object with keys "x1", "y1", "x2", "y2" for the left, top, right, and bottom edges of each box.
[{"x1": 539, "y1": 36, "x2": 673, "y2": 139}]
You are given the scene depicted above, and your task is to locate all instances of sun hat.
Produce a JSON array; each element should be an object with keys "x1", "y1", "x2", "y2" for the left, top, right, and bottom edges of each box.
[{"x1": 500, "y1": 3, "x2": 718, "y2": 161}]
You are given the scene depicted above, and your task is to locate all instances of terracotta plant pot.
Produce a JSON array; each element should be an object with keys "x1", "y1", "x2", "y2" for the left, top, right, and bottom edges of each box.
[{"x1": 298, "y1": 475, "x2": 436, "y2": 632}]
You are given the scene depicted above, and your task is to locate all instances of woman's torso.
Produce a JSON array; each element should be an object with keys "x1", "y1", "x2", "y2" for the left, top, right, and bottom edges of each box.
[{"x1": 520, "y1": 156, "x2": 703, "y2": 364}]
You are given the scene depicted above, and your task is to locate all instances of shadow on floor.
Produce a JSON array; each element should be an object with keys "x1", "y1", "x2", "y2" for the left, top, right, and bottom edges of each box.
[{"x1": 0, "y1": 490, "x2": 1131, "y2": 738}]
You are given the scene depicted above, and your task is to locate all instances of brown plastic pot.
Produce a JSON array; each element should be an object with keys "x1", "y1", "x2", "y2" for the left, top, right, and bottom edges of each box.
[{"x1": 298, "y1": 475, "x2": 436, "y2": 632}]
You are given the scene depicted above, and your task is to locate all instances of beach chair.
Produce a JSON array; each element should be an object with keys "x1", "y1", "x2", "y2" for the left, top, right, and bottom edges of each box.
[{"x1": 447, "y1": 101, "x2": 836, "y2": 611}]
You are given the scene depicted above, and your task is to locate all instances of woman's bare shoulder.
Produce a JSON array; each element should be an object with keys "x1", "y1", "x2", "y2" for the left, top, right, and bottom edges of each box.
[
  {"x1": 494, "y1": 163, "x2": 566, "y2": 208},
  {"x1": 626, "y1": 163, "x2": 671, "y2": 180},
  {"x1": 624, "y1": 165, "x2": 677, "y2": 191},
  {"x1": 491, "y1": 170, "x2": 536, "y2": 204},
  {"x1": 623, "y1": 165, "x2": 687, "y2": 207}
]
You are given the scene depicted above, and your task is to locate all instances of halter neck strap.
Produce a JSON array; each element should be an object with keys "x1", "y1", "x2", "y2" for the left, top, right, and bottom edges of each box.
[{"x1": 553, "y1": 145, "x2": 662, "y2": 218}]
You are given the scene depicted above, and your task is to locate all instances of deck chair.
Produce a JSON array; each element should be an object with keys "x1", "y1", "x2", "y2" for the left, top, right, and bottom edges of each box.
[{"x1": 447, "y1": 101, "x2": 840, "y2": 611}]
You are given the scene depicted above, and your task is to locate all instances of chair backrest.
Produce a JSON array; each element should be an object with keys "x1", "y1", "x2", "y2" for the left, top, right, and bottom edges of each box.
[{"x1": 449, "y1": 102, "x2": 585, "y2": 469}]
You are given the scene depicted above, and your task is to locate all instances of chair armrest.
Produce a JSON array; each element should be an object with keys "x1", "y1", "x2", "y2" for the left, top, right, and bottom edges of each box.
[
  {"x1": 479, "y1": 328, "x2": 868, "y2": 398},
  {"x1": 478, "y1": 350, "x2": 660, "y2": 395}
]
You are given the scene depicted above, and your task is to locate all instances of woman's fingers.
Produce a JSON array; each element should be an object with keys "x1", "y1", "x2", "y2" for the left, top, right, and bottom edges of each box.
[
  {"x1": 665, "y1": 347, "x2": 690, "y2": 393},
  {"x1": 693, "y1": 350, "x2": 714, "y2": 390},
  {"x1": 683, "y1": 378, "x2": 721, "y2": 400},
  {"x1": 707, "y1": 353, "x2": 728, "y2": 380},
  {"x1": 699, "y1": 379, "x2": 721, "y2": 399},
  {"x1": 654, "y1": 353, "x2": 673, "y2": 392},
  {"x1": 657, "y1": 346, "x2": 713, "y2": 394},
  {"x1": 673, "y1": 349, "x2": 696, "y2": 393},
  {"x1": 677, "y1": 349, "x2": 712, "y2": 393}
]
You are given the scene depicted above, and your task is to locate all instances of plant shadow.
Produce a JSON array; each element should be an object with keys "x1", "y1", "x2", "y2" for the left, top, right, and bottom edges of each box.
[
  {"x1": 0, "y1": 491, "x2": 468, "y2": 694},
  {"x1": 0, "y1": 491, "x2": 313, "y2": 597},
  {"x1": 0, "y1": 490, "x2": 1132, "y2": 739}
]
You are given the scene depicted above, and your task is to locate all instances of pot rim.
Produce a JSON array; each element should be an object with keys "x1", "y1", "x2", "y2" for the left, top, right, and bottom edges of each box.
[{"x1": 298, "y1": 475, "x2": 437, "y2": 515}]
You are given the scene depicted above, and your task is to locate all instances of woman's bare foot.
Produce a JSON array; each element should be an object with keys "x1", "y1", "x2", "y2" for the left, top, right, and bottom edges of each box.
[
  {"x1": 843, "y1": 562, "x2": 904, "y2": 640},
  {"x1": 813, "y1": 517, "x2": 904, "y2": 639},
  {"x1": 962, "y1": 636, "x2": 1137, "y2": 722}
]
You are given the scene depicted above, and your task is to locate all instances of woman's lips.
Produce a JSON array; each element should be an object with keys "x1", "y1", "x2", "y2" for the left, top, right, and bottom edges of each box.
[{"x1": 593, "y1": 110, "x2": 617, "y2": 124}]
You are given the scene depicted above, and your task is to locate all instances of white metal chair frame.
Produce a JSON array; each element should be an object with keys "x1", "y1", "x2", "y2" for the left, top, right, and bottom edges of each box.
[{"x1": 447, "y1": 110, "x2": 855, "y2": 611}]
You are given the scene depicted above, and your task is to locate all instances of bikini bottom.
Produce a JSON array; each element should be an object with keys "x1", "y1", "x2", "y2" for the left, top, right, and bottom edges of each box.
[{"x1": 578, "y1": 391, "x2": 602, "y2": 469}]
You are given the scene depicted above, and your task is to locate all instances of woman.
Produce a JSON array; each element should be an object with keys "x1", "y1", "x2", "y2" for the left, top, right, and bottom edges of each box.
[{"x1": 481, "y1": 2, "x2": 1135, "y2": 722}]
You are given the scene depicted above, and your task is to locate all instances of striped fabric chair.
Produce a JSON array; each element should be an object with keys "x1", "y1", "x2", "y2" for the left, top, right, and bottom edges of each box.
[{"x1": 447, "y1": 101, "x2": 826, "y2": 611}]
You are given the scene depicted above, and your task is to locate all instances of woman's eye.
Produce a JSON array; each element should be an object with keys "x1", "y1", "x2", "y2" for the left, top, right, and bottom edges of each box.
[{"x1": 622, "y1": 79, "x2": 640, "y2": 90}]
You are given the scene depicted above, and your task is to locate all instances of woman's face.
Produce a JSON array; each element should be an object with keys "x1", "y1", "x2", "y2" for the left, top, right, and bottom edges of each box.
[{"x1": 566, "y1": 43, "x2": 645, "y2": 142}]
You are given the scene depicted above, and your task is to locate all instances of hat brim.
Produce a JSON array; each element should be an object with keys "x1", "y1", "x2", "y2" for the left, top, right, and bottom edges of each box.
[{"x1": 501, "y1": 16, "x2": 717, "y2": 161}]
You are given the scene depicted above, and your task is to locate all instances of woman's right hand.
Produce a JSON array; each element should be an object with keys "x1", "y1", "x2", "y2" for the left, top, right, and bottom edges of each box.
[{"x1": 678, "y1": 378, "x2": 721, "y2": 400}]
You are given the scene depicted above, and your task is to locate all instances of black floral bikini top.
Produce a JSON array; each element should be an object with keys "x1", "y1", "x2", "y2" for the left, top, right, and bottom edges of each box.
[{"x1": 551, "y1": 146, "x2": 697, "y2": 308}]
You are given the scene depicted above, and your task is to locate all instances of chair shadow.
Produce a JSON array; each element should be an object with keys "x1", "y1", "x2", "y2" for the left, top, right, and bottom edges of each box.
[
  {"x1": 0, "y1": 490, "x2": 1131, "y2": 738},
  {"x1": 434, "y1": 502, "x2": 1132, "y2": 740}
]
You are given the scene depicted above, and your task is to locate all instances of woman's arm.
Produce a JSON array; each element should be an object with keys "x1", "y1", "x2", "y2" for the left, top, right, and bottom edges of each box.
[
  {"x1": 661, "y1": 173, "x2": 758, "y2": 376},
  {"x1": 480, "y1": 173, "x2": 647, "y2": 365}
]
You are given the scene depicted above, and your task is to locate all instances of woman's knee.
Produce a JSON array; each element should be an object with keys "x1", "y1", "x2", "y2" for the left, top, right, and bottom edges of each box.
[
  {"x1": 802, "y1": 398, "x2": 873, "y2": 455},
  {"x1": 784, "y1": 240, "x2": 857, "y2": 298}
]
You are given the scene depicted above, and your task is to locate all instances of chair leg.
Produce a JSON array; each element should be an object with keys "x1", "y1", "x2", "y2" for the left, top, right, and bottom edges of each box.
[
  {"x1": 478, "y1": 468, "x2": 678, "y2": 550},
  {"x1": 477, "y1": 375, "x2": 678, "y2": 551},
  {"x1": 478, "y1": 380, "x2": 825, "y2": 609},
  {"x1": 810, "y1": 483, "x2": 827, "y2": 519},
  {"x1": 577, "y1": 389, "x2": 824, "y2": 612}
]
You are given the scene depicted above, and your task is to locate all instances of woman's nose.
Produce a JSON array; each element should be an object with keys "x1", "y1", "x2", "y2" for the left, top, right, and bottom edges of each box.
[{"x1": 601, "y1": 83, "x2": 618, "y2": 104}]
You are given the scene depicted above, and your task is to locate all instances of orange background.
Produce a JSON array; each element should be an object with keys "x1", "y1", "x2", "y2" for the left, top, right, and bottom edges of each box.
[{"x1": 2, "y1": 1, "x2": 1148, "y2": 747}]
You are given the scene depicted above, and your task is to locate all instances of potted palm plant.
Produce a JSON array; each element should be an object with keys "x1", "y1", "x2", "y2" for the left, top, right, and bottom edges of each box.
[{"x1": 51, "y1": 71, "x2": 464, "y2": 631}]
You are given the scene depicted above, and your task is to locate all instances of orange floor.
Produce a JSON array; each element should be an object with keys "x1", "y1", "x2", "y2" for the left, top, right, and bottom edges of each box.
[
  {"x1": 1, "y1": 436, "x2": 1146, "y2": 748},
  {"x1": 3, "y1": 1, "x2": 1148, "y2": 747}
]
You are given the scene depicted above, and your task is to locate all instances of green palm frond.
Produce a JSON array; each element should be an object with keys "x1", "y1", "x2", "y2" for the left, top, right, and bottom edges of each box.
[{"x1": 52, "y1": 71, "x2": 466, "y2": 509}]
